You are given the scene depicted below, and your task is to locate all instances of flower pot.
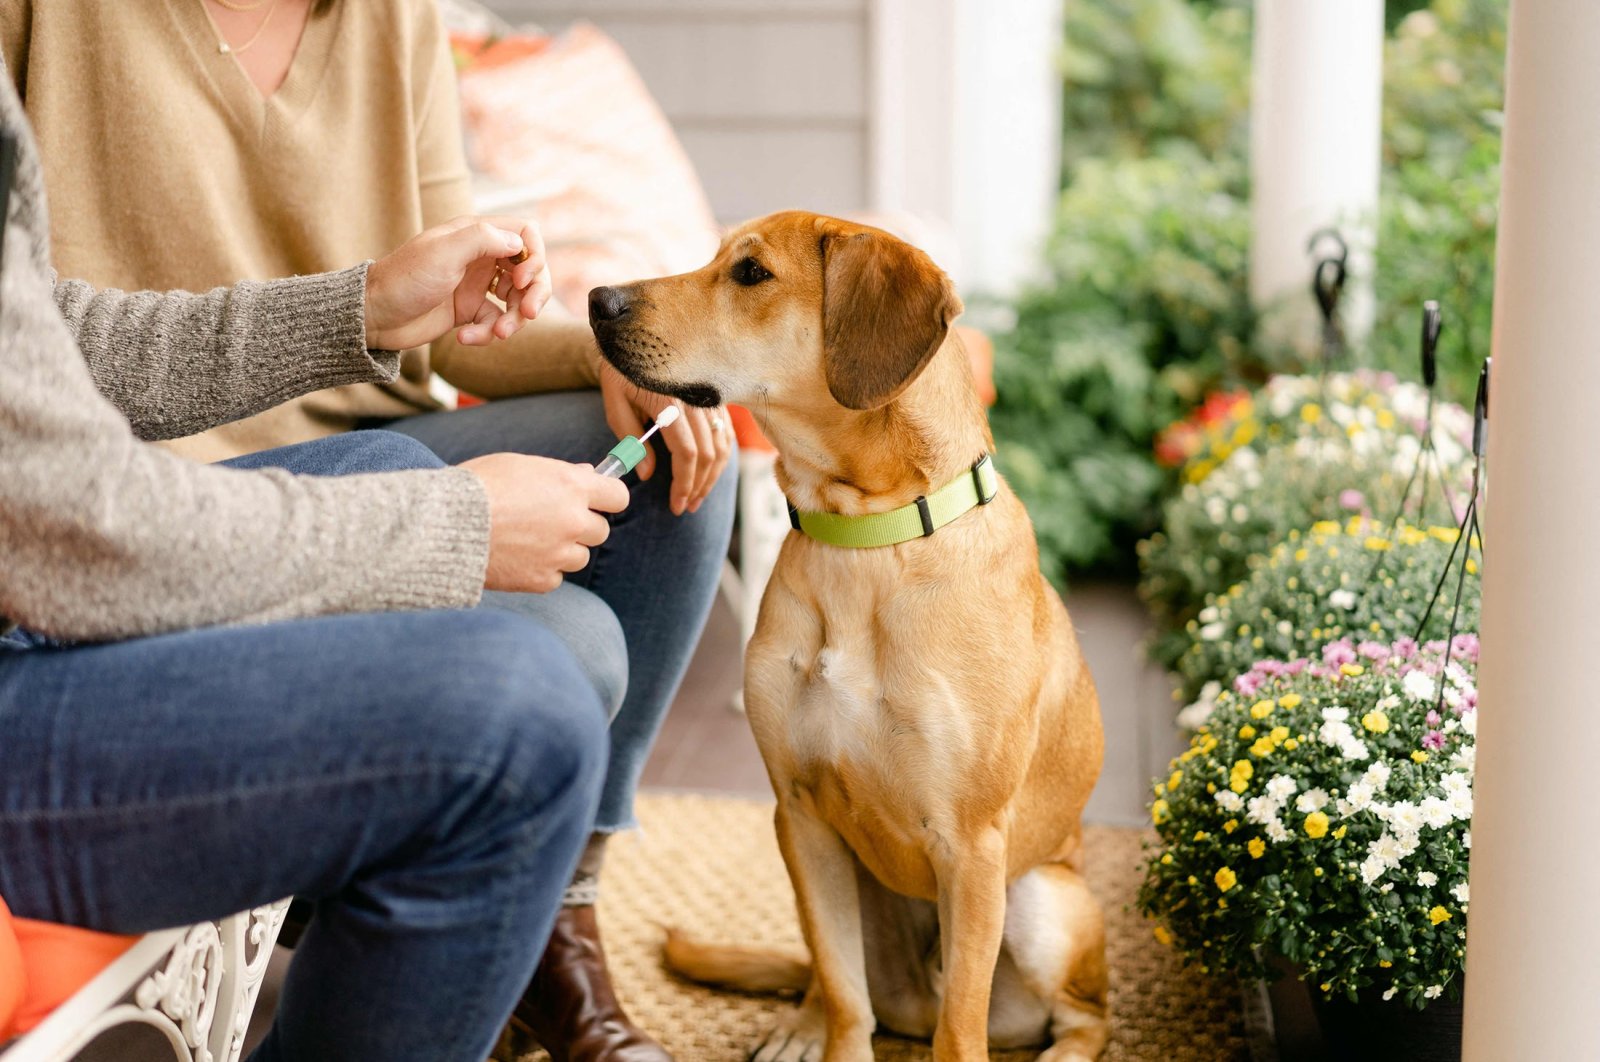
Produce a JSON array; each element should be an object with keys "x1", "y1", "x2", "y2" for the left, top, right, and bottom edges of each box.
[{"x1": 1307, "y1": 986, "x2": 1462, "y2": 1062}]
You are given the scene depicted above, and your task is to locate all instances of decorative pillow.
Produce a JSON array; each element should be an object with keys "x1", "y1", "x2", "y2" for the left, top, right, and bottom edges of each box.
[
  {"x1": 454, "y1": 23, "x2": 721, "y2": 313},
  {"x1": 0, "y1": 896, "x2": 136, "y2": 1040}
]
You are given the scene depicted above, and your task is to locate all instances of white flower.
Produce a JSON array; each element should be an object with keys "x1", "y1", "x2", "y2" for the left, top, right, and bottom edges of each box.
[
  {"x1": 1417, "y1": 871, "x2": 1438, "y2": 887},
  {"x1": 1247, "y1": 795, "x2": 1282, "y2": 826},
  {"x1": 1176, "y1": 699, "x2": 1216, "y2": 730},
  {"x1": 1425, "y1": 986, "x2": 1443, "y2": 1000},
  {"x1": 1383, "y1": 987, "x2": 1398, "y2": 1001},
  {"x1": 1452, "y1": 745, "x2": 1476, "y2": 773},
  {"x1": 1265, "y1": 820, "x2": 1290, "y2": 843},
  {"x1": 1345, "y1": 782, "x2": 1375, "y2": 813},
  {"x1": 1361, "y1": 856, "x2": 1388, "y2": 885},
  {"x1": 1339, "y1": 738, "x2": 1371, "y2": 762},
  {"x1": 1403, "y1": 669, "x2": 1437, "y2": 703},
  {"x1": 1205, "y1": 497, "x2": 1228, "y2": 523},
  {"x1": 1231, "y1": 503, "x2": 1249, "y2": 524},
  {"x1": 1198, "y1": 606, "x2": 1220, "y2": 624},
  {"x1": 1420, "y1": 797, "x2": 1454, "y2": 830},
  {"x1": 1329, "y1": 589, "x2": 1358, "y2": 610},
  {"x1": 1296, "y1": 788, "x2": 1330, "y2": 813},
  {"x1": 1360, "y1": 763, "x2": 1392, "y2": 791},
  {"x1": 1368, "y1": 833, "x2": 1404, "y2": 869},
  {"x1": 1199, "y1": 622, "x2": 1225, "y2": 642},
  {"x1": 1323, "y1": 707, "x2": 1350, "y2": 723},
  {"x1": 1461, "y1": 709, "x2": 1477, "y2": 737},
  {"x1": 1452, "y1": 882, "x2": 1470, "y2": 904},
  {"x1": 1214, "y1": 790, "x2": 1244, "y2": 813},
  {"x1": 1464, "y1": 830, "x2": 1472, "y2": 849},
  {"x1": 1319, "y1": 719, "x2": 1354, "y2": 748},
  {"x1": 1441, "y1": 772, "x2": 1471, "y2": 796},
  {"x1": 1266, "y1": 775, "x2": 1298, "y2": 802},
  {"x1": 1277, "y1": 620, "x2": 1293, "y2": 636},
  {"x1": 1383, "y1": 799, "x2": 1422, "y2": 834},
  {"x1": 1380, "y1": 883, "x2": 1394, "y2": 894},
  {"x1": 1447, "y1": 787, "x2": 1473, "y2": 821}
]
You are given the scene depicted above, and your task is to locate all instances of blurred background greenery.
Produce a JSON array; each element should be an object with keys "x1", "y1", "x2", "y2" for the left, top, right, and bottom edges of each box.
[{"x1": 990, "y1": 0, "x2": 1505, "y2": 584}]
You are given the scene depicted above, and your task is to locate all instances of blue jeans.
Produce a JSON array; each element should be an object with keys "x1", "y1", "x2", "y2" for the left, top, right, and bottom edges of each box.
[
  {"x1": 0, "y1": 432, "x2": 608, "y2": 1061},
  {"x1": 384, "y1": 390, "x2": 736, "y2": 832}
]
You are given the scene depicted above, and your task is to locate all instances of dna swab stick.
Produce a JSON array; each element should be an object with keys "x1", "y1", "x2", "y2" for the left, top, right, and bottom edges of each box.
[{"x1": 595, "y1": 404, "x2": 682, "y2": 478}]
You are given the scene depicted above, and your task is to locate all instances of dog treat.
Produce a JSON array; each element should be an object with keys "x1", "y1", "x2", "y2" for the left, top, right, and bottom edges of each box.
[{"x1": 596, "y1": 404, "x2": 680, "y2": 478}]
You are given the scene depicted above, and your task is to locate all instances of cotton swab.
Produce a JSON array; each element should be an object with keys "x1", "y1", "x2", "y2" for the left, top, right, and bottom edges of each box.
[{"x1": 596, "y1": 404, "x2": 682, "y2": 478}]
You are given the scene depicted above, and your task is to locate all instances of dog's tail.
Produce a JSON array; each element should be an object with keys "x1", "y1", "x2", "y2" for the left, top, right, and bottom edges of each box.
[{"x1": 662, "y1": 927, "x2": 812, "y2": 994}]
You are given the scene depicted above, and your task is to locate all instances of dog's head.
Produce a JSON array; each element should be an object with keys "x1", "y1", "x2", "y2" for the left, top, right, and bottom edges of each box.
[{"x1": 588, "y1": 212, "x2": 963, "y2": 417}]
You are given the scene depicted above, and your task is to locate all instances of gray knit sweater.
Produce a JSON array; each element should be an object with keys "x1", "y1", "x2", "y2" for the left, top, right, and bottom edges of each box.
[{"x1": 0, "y1": 71, "x2": 490, "y2": 641}]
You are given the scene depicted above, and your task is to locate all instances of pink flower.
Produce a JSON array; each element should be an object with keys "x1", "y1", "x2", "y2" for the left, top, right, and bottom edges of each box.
[
  {"x1": 1392, "y1": 637, "x2": 1420, "y2": 660},
  {"x1": 1422, "y1": 731, "x2": 1446, "y2": 751},
  {"x1": 1234, "y1": 671, "x2": 1264, "y2": 697},
  {"x1": 1340, "y1": 489, "x2": 1367, "y2": 511},
  {"x1": 1322, "y1": 640, "x2": 1357, "y2": 668},
  {"x1": 1425, "y1": 710, "x2": 1442, "y2": 727},
  {"x1": 1358, "y1": 640, "x2": 1390, "y2": 661}
]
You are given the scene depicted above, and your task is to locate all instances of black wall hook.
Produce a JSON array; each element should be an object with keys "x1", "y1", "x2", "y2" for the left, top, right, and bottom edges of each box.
[
  {"x1": 1473, "y1": 358, "x2": 1490, "y2": 459},
  {"x1": 1421, "y1": 301, "x2": 1442, "y2": 389}
]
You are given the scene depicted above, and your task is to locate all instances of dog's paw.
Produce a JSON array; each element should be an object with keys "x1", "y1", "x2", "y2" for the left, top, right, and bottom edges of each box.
[{"x1": 748, "y1": 1005, "x2": 827, "y2": 1062}]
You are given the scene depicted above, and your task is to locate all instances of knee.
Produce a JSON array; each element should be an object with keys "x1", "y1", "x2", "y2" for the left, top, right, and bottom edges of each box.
[
  {"x1": 557, "y1": 591, "x2": 629, "y2": 721},
  {"x1": 430, "y1": 611, "x2": 610, "y2": 821},
  {"x1": 315, "y1": 430, "x2": 446, "y2": 475}
]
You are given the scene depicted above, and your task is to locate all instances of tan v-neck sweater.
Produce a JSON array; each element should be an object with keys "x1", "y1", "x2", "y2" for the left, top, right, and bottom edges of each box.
[{"x1": 1, "y1": 0, "x2": 600, "y2": 462}]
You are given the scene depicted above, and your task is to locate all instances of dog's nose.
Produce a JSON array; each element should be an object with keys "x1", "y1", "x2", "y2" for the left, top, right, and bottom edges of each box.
[{"x1": 589, "y1": 286, "x2": 632, "y2": 324}]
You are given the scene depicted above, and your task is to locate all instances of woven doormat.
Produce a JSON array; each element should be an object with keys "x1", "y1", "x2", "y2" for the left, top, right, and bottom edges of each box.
[{"x1": 503, "y1": 792, "x2": 1247, "y2": 1062}]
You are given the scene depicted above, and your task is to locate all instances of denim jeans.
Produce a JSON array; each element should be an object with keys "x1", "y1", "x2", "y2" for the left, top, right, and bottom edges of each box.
[
  {"x1": 0, "y1": 432, "x2": 609, "y2": 1061},
  {"x1": 385, "y1": 390, "x2": 737, "y2": 831}
]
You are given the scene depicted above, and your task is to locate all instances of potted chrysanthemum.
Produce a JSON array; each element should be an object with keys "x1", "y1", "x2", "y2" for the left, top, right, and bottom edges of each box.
[
  {"x1": 1139, "y1": 636, "x2": 1477, "y2": 1061},
  {"x1": 1174, "y1": 519, "x2": 1480, "y2": 726}
]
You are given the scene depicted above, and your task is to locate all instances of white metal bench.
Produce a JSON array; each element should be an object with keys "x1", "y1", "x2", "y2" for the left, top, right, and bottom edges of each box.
[{"x1": 1, "y1": 901, "x2": 288, "y2": 1062}]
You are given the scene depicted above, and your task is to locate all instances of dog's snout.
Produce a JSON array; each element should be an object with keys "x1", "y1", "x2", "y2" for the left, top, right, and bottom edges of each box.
[{"x1": 589, "y1": 286, "x2": 632, "y2": 324}]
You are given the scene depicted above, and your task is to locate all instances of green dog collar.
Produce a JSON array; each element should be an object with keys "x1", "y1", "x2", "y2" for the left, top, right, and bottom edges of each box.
[{"x1": 786, "y1": 455, "x2": 999, "y2": 548}]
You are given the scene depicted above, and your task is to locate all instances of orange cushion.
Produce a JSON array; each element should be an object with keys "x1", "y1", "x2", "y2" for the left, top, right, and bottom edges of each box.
[
  {"x1": 0, "y1": 897, "x2": 137, "y2": 1040},
  {"x1": 454, "y1": 23, "x2": 721, "y2": 314}
]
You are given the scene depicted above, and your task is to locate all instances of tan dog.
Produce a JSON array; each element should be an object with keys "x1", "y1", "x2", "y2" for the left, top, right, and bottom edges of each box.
[{"x1": 589, "y1": 212, "x2": 1107, "y2": 1062}]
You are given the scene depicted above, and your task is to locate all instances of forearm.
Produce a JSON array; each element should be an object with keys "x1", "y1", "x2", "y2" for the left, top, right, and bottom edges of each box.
[
  {"x1": 53, "y1": 264, "x2": 400, "y2": 440},
  {"x1": 429, "y1": 313, "x2": 601, "y2": 399}
]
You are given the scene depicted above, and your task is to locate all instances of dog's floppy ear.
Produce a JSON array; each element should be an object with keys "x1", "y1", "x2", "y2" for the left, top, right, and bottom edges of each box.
[{"x1": 820, "y1": 229, "x2": 963, "y2": 411}]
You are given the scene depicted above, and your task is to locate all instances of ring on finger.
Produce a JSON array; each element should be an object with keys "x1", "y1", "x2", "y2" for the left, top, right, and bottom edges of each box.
[{"x1": 709, "y1": 413, "x2": 725, "y2": 434}]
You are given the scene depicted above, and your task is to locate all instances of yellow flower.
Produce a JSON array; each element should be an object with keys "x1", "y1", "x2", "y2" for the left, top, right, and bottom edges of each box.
[
  {"x1": 1229, "y1": 776, "x2": 1249, "y2": 794},
  {"x1": 1223, "y1": 819, "x2": 1238, "y2": 833},
  {"x1": 1161, "y1": 853, "x2": 1174, "y2": 865},
  {"x1": 1429, "y1": 906, "x2": 1452, "y2": 925},
  {"x1": 1304, "y1": 811, "x2": 1330, "y2": 839},
  {"x1": 1194, "y1": 831, "x2": 1209, "y2": 842},
  {"x1": 1168, "y1": 770, "x2": 1183, "y2": 791},
  {"x1": 1250, "y1": 700, "x2": 1275, "y2": 720},
  {"x1": 1376, "y1": 409, "x2": 1396, "y2": 430},
  {"x1": 1342, "y1": 664, "x2": 1366, "y2": 678},
  {"x1": 1187, "y1": 876, "x2": 1198, "y2": 885},
  {"x1": 1151, "y1": 799, "x2": 1170, "y2": 825},
  {"x1": 1364, "y1": 536, "x2": 1393, "y2": 552},
  {"x1": 1232, "y1": 760, "x2": 1254, "y2": 781},
  {"x1": 1283, "y1": 738, "x2": 1300, "y2": 751},
  {"x1": 1294, "y1": 548, "x2": 1310, "y2": 562},
  {"x1": 1301, "y1": 403, "x2": 1323, "y2": 424},
  {"x1": 1312, "y1": 520, "x2": 1341, "y2": 535},
  {"x1": 1247, "y1": 838, "x2": 1266, "y2": 859},
  {"x1": 1153, "y1": 925, "x2": 1174, "y2": 946},
  {"x1": 1320, "y1": 982, "x2": 1332, "y2": 993},
  {"x1": 1361, "y1": 710, "x2": 1390, "y2": 733},
  {"x1": 1429, "y1": 526, "x2": 1460, "y2": 543},
  {"x1": 1215, "y1": 867, "x2": 1237, "y2": 892},
  {"x1": 1269, "y1": 726, "x2": 1290, "y2": 745},
  {"x1": 1379, "y1": 960, "x2": 1393, "y2": 968},
  {"x1": 1278, "y1": 693, "x2": 1303, "y2": 709},
  {"x1": 1238, "y1": 725, "x2": 1257, "y2": 740},
  {"x1": 1334, "y1": 825, "x2": 1348, "y2": 839},
  {"x1": 1250, "y1": 737, "x2": 1275, "y2": 758},
  {"x1": 1412, "y1": 750, "x2": 1430, "y2": 764}
]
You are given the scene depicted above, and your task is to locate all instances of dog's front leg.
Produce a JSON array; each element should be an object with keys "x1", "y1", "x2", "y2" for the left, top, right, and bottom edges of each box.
[
  {"x1": 757, "y1": 800, "x2": 875, "y2": 1062},
  {"x1": 931, "y1": 824, "x2": 1008, "y2": 1062}
]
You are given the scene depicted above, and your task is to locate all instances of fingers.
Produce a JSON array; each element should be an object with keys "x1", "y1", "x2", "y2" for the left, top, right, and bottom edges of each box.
[
  {"x1": 698, "y1": 407, "x2": 734, "y2": 513},
  {"x1": 686, "y1": 408, "x2": 717, "y2": 513},
  {"x1": 558, "y1": 543, "x2": 591, "y2": 574},
  {"x1": 444, "y1": 220, "x2": 526, "y2": 274},
  {"x1": 601, "y1": 373, "x2": 655, "y2": 480},
  {"x1": 580, "y1": 468, "x2": 632, "y2": 514},
  {"x1": 575, "y1": 509, "x2": 611, "y2": 548},
  {"x1": 455, "y1": 299, "x2": 501, "y2": 346},
  {"x1": 662, "y1": 412, "x2": 702, "y2": 517}
]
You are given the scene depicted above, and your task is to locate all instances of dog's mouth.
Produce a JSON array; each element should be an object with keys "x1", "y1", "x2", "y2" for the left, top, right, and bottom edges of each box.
[{"x1": 591, "y1": 327, "x2": 724, "y2": 408}]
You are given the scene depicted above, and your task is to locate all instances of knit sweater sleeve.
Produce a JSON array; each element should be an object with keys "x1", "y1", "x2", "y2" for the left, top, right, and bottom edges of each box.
[
  {"x1": 1, "y1": 214, "x2": 490, "y2": 642},
  {"x1": 52, "y1": 265, "x2": 405, "y2": 441}
]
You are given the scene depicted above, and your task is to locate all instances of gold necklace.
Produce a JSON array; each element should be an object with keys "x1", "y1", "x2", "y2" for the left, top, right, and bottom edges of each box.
[
  {"x1": 209, "y1": 0, "x2": 271, "y2": 12},
  {"x1": 205, "y1": 0, "x2": 279, "y2": 55}
]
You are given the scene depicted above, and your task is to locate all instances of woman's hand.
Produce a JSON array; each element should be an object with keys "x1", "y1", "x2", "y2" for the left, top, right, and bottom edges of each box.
[
  {"x1": 461, "y1": 453, "x2": 630, "y2": 593},
  {"x1": 598, "y1": 361, "x2": 733, "y2": 516},
  {"x1": 365, "y1": 215, "x2": 555, "y2": 351}
]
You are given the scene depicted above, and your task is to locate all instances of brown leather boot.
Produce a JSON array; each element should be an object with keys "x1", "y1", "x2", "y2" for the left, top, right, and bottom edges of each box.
[{"x1": 511, "y1": 905, "x2": 673, "y2": 1062}]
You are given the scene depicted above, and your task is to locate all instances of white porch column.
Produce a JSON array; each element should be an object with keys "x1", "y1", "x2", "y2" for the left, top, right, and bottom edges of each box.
[
  {"x1": 1464, "y1": 5, "x2": 1600, "y2": 1059},
  {"x1": 1248, "y1": 0, "x2": 1384, "y2": 353}
]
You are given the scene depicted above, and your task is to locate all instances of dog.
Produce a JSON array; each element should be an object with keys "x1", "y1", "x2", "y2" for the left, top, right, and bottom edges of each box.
[{"x1": 590, "y1": 212, "x2": 1108, "y2": 1062}]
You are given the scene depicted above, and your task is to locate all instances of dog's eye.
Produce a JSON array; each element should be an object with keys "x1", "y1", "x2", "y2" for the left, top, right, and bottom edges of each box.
[{"x1": 731, "y1": 257, "x2": 773, "y2": 287}]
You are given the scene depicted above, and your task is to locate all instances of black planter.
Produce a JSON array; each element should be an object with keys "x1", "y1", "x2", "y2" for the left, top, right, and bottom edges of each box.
[
  {"x1": 1309, "y1": 988, "x2": 1462, "y2": 1062},
  {"x1": 1249, "y1": 955, "x2": 1462, "y2": 1062}
]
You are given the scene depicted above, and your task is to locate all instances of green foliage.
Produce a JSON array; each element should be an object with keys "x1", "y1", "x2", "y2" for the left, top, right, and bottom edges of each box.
[
  {"x1": 996, "y1": 0, "x2": 1506, "y2": 579},
  {"x1": 1369, "y1": 1, "x2": 1507, "y2": 403}
]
